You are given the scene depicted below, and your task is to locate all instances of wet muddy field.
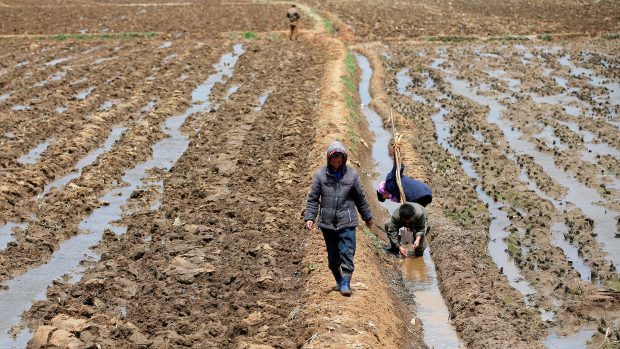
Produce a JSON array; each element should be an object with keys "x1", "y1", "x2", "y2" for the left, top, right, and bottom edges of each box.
[
  {"x1": 303, "y1": 0, "x2": 620, "y2": 41},
  {"x1": 0, "y1": 1, "x2": 289, "y2": 35},
  {"x1": 0, "y1": 8, "x2": 331, "y2": 345},
  {"x1": 1, "y1": 0, "x2": 619, "y2": 348},
  {"x1": 383, "y1": 38, "x2": 620, "y2": 347}
]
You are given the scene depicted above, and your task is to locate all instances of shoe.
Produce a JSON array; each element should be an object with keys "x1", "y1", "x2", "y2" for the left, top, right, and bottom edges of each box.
[
  {"x1": 331, "y1": 270, "x2": 342, "y2": 291},
  {"x1": 340, "y1": 273, "x2": 352, "y2": 297},
  {"x1": 385, "y1": 246, "x2": 399, "y2": 255}
]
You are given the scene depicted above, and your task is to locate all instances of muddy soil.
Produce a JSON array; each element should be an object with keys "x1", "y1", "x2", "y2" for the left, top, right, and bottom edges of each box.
[
  {"x1": 19, "y1": 38, "x2": 330, "y2": 348},
  {"x1": 384, "y1": 38, "x2": 620, "y2": 347},
  {"x1": 0, "y1": 37, "x2": 230, "y2": 282},
  {"x1": 356, "y1": 45, "x2": 546, "y2": 348},
  {"x1": 302, "y1": 0, "x2": 620, "y2": 41},
  {"x1": 0, "y1": 1, "x2": 289, "y2": 35},
  {"x1": 1, "y1": 0, "x2": 619, "y2": 348}
]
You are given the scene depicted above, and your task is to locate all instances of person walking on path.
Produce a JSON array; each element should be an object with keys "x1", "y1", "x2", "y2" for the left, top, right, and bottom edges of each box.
[
  {"x1": 304, "y1": 141, "x2": 373, "y2": 296},
  {"x1": 287, "y1": 4, "x2": 301, "y2": 41}
]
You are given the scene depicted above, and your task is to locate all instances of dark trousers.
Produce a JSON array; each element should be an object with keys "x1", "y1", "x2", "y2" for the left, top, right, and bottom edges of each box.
[
  {"x1": 416, "y1": 195, "x2": 432, "y2": 207},
  {"x1": 321, "y1": 227, "x2": 356, "y2": 275}
]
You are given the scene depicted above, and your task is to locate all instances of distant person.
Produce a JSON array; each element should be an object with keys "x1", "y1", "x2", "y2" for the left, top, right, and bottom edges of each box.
[
  {"x1": 287, "y1": 4, "x2": 301, "y2": 41},
  {"x1": 385, "y1": 203, "x2": 427, "y2": 258},
  {"x1": 377, "y1": 163, "x2": 433, "y2": 207},
  {"x1": 304, "y1": 141, "x2": 373, "y2": 296}
]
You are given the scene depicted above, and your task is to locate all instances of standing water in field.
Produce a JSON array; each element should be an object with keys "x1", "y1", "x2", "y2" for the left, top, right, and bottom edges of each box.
[
  {"x1": 444, "y1": 74, "x2": 620, "y2": 269},
  {"x1": 355, "y1": 53, "x2": 464, "y2": 349},
  {"x1": 40, "y1": 126, "x2": 127, "y2": 197},
  {"x1": 395, "y1": 68, "x2": 539, "y2": 311},
  {"x1": 0, "y1": 222, "x2": 27, "y2": 251},
  {"x1": 16, "y1": 140, "x2": 53, "y2": 165},
  {"x1": 0, "y1": 43, "x2": 245, "y2": 348}
]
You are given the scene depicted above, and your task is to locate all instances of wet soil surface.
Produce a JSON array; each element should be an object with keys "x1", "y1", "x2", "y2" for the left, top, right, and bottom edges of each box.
[
  {"x1": 0, "y1": 37, "x2": 226, "y2": 282},
  {"x1": 302, "y1": 0, "x2": 620, "y2": 41},
  {"x1": 385, "y1": 38, "x2": 620, "y2": 347},
  {"x1": 6, "y1": 38, "x2": 329, "y2": 347},
  {"x1": 2, "y1": 0, "x2": 619, "y2": 348},
  {"x1": 0, "y1": 1, "x2": 289, "y2": 35}
]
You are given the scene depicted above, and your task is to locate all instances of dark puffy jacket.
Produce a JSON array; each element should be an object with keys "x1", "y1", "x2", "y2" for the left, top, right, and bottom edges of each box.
[{"x1": 304, "y1": 141, "x2": 373, "y2": 231}]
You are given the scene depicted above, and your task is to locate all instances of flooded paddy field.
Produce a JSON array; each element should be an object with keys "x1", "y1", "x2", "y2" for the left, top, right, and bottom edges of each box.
[{"x1": 383, "y1": 38, "x2": 620, "y2": 347}]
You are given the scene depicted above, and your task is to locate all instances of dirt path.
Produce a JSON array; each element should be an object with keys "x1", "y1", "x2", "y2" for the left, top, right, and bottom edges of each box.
[{"x1": 297, "y1": 30, "x2": 423, "y2": 348}]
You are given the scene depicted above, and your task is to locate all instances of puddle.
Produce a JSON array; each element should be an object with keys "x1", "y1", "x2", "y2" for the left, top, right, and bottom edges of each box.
[
  {"x1": 50, "y1": 69, "x2": 68, "y2": 82},
  {"x1": 474, "y1": 47, "x2": 501, "y2": 59},
  {"x1": 75, "y1": 86, "x2": 96, "y2": 100},
  {"x1": 44, "y1": 57, "x2": 70, "y2": 67},
  {"x1": 31, "y1": 69, "x2": 68, "y2": 88},
  {"x1": 55, "y1": 106, "x2": 67, "y2": 114},
  {"x1": 430, "y1": 58, "x2": 446, "y2": 69},
  {"x1": 149, "y1": 198, "x2": 161, "y2": 212},
  {"x1": 442, "y1": 73, "x2": 620, "y2": 270},
  {"x1": 517, "y1": 166, "x2": 592, "y2": 282},
  {"x1": 191, "y1": 44, "x2": 245, "y2": 115},
  {"x1": 518, "y1": 168, "x2": 561, "y2": 209},
  {"x1": 550, "y1": 222, "x2": 592, "y2": 281},
  {"x1": 140, "y1": 100, "x2": 157, "y2": 114},
  {"x1": 472, "y1": 130, "x2": 485, "y2": 143},
  {"x1": 540, "y1": 309, "x2": 555, "y2": 322},
  {"x1": 223, "y1": 84, "x2": 240, "y2": 101},
  {"x1": 544, "y1": 328, "x2": 596, "y2": 349},
  {"x1": 402, "y1": 253, "x2": 464, "y2": 349},
  {"x1": 0, "y1": 233, "x2": 99, "y2": 348},
  {"x1": 529, "y1": 93, "x2": 583, "y2": 117},
  {"x1": 163, "y1": 54, "x2": 177, "y2": 64},
  {"x1": 0, "y1": 222, "x2": 27, "y2": 250},
  {"x1": 93, "y1": 57, "x2": 116, "y2": 65},
  {"x1": 479, "y1": 183, "x2": 538, "y2": 299},
  {"x1": 0, "y1": 92, "x2": 11, "y2": 102},
  {"x1": 70, "y1": 77, "x2": 88, "y2": 87},
  {"x1": 158, "y1": 41, "x2": 172, "y2": 49},
  {"x1": 487, "y1": 69, "x2": 520, "y2": 89},
  {"x1": 559, "y1": 55, "x2": 620, "y2": 105},
  {"x1": 98, "y1": 99, "x2": 121, "y2": 111},
  {"x1": 557, "y1": 120, "x2": 620, "y2": 163},
  {"x1": 255, "y1": 92, "x2": 270, "y2": 112},
  {"x1": 422, "y1": 72, "x2": 435, "y2": 90},
  {"x1": 16, "y1": 140, "x2": 52, "y2": 165},
  {"x1": 396, "y1": 68, "x2": 427, "y2": 104},
  {"x1": 40, "y1": 126, "x2": 127, "y2": 198},
  {"x1": 555, "y1": 119, "x2": 620, "y2": 191},
  {"x1": 0, "y1": 44, "x2": 245, "y2": 347},
  {"x1": 11, "y1": 105, "x2": 31, "y2": 111},
  {"x1": 535, "y1": 125, "x2": 568, "y2": 151},
  {"x1": 356, "y1": 53, "x2": 463, "y2": 349}
]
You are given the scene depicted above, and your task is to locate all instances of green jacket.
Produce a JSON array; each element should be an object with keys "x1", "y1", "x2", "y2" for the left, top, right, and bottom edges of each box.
[{"x1": 384, "y1": 203, "x2": 427, "y2": 250}]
